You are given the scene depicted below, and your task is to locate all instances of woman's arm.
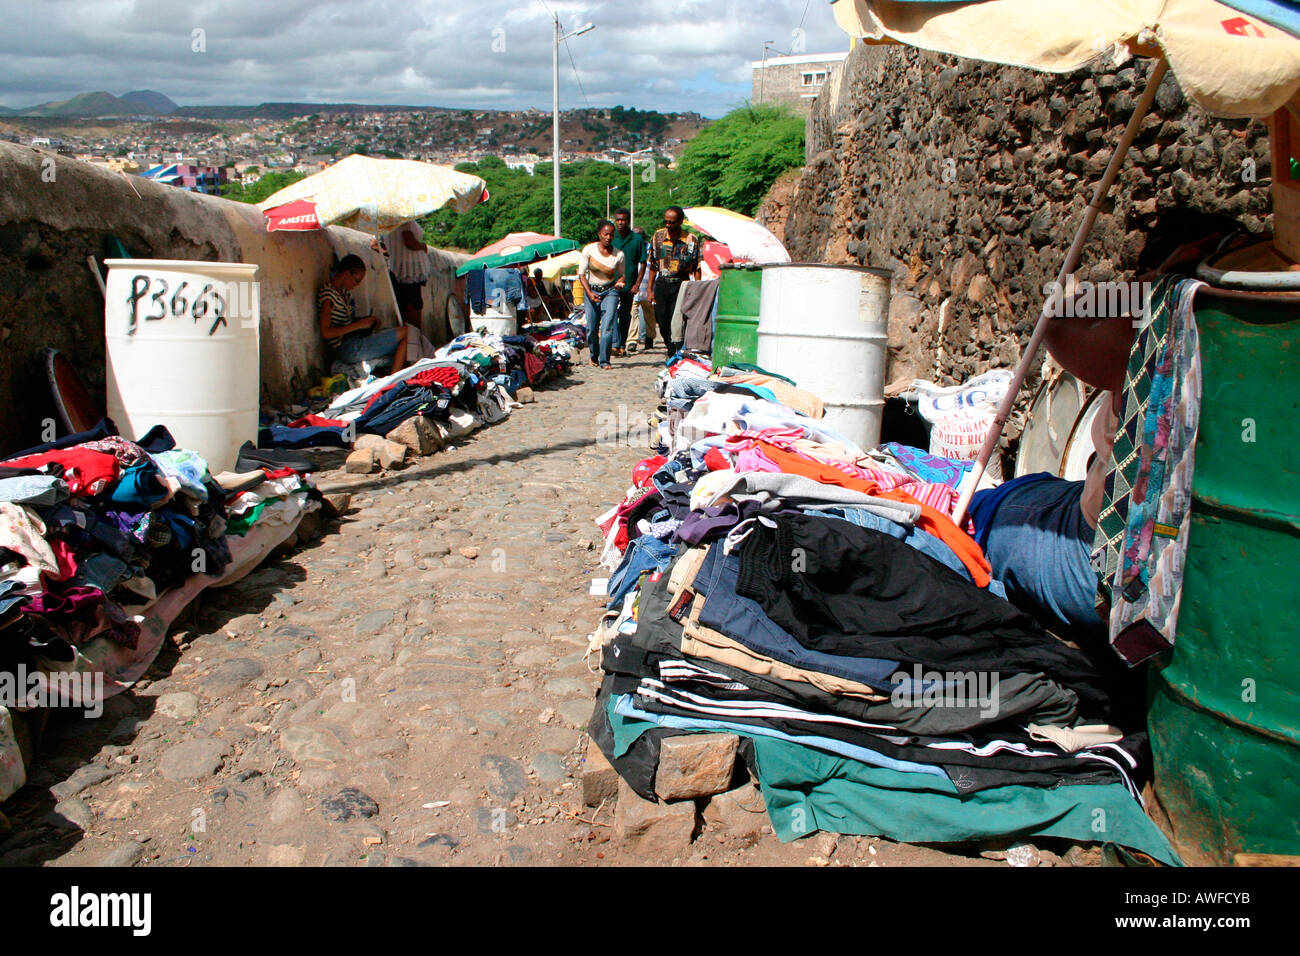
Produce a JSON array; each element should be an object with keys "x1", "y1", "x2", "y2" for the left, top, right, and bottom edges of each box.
[{"x1": 319, "y1": 299, "x2": 376, "y2": 340}]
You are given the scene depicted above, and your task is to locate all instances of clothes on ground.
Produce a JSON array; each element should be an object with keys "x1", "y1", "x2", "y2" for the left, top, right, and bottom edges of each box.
[{"x1": 579, "y1": 332, "x2": 1174, "y2": 862}]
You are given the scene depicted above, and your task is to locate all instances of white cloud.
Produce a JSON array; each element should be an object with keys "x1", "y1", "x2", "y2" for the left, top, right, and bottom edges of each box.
[{"x1": 2, "y1": 0, "x2": 849, "y2": 116}]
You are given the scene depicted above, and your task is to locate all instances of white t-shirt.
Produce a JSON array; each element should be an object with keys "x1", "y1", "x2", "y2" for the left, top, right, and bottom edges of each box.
[
  {"x1": 578, "y1": 243, "x2": 625, "y2": 289},
  {"x1": 387, "y1": 221, "x2": 431, "y2": 284}
]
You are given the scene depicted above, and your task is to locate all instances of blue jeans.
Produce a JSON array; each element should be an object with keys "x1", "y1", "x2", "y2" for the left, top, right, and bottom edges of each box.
[
  {"x1": 971, "y1": 478, "x2": 1104, "y2": 645},
  {"x1": 337, "y1": 327, "x2": 400, "y2": 364},
  {"x1": 584, "y1": 287, "x2": 619, "y2": 364},
  {"x1": 607, "y1": 535, "x2": 677, "y2": 609}
]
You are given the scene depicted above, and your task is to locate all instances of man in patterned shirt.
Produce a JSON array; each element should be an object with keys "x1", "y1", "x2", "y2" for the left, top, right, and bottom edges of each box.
[{"x1": 646, "y1": 205, "x2": 700, "y2": 356}]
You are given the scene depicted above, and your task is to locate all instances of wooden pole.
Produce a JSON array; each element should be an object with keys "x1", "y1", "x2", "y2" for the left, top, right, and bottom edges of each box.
[{"x1": 952, "y1": 57, "x2": 1170, "y2": 526}]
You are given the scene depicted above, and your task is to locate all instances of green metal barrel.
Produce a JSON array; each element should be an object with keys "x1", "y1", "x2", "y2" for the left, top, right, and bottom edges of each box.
[
  {"x1": 1147, "y1": 281, "x2": 1300, "y2": 865},
  {"x1": 712, "y1": 265, "x2": 763, "y2": 367}
]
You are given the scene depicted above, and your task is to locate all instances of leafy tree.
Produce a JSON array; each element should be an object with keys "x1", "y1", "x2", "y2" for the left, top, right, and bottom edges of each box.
[
  {"x1": 674, "y1": 103, "x2": 804, "y2": 215},
  {"x1": 220, "y1": 170, "x2": 306, "y2": 203},
  {"x1": 421, "y1": 157, "x2": 680, "y2": 252}
]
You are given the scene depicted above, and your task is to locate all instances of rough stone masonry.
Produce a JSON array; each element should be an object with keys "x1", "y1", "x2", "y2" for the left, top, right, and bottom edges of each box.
[{"x1": 781, "y1": 43, "x2": 1274, "y2": 436}]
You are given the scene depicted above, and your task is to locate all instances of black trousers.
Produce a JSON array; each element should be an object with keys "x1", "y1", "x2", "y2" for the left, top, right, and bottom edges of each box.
[{"x1": 653, "y1": 276, "x2": 685, "y2": 355}]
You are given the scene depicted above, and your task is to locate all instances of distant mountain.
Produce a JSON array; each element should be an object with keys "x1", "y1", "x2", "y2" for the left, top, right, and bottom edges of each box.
[
  {"x1": 21, "y1": 91, "x2": 145, "y2": 117},
  {"x1": 121, "y1": 90, "x2": 177, "y2": 114}
]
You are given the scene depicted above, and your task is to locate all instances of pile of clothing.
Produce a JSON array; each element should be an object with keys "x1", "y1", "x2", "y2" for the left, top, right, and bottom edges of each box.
[
  {"x1": 0, "y1": 419, "x2": 317, "y2": 800},
  {"x1": 260, "y1": 324, "x2": 586, "y2": 453},
  {"x1": 587, "y1": 361, "x2": 1181, "y2": 864}
]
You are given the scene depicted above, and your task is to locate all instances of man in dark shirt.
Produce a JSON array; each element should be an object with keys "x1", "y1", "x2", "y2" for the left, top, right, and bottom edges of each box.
[
  {"x1": 610, "y1": 208, "x2": 646, "y2": 356},
  {"x1": 646, "y1": 205, "x2": 700, "y2": 356}
]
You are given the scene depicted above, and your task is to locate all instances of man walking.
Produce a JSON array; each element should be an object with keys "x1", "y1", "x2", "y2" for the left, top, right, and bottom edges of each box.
[
  {"x1": 609, "y1": 208, "x2": 646, "y2": 357},
  {"x1": 646, "y1": 205, "x2": 700, "y2": 357}
]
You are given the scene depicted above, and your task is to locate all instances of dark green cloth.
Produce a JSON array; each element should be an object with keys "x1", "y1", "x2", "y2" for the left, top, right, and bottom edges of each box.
[
  {"x1": 607, "y1": 696, "x2": 1181, "y2": 864},
  {"x1": 611, "y1": 230, "x2": 646, "y2": 286}
]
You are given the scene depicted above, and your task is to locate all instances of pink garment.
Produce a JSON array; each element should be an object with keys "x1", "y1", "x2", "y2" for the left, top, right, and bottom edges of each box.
[{"x1": 49, "y1": 539, "x2": 78, "y2": 582}]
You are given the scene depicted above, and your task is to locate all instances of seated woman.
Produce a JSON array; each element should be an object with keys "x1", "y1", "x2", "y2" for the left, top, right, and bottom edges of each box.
[{"x1": 318, "y1": 254, "x2": 408, "y2": 376}]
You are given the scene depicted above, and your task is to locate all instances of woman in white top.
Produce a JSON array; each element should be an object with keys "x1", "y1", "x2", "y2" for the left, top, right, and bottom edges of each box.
[{"x1": 578, "y1": 220, "x2": 626, "y2": 369}]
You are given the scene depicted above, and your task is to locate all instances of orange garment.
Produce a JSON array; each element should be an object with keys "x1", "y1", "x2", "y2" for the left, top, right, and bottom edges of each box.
[{"x1": 755, "y1": 441, "x2": 992, "y2": 587}]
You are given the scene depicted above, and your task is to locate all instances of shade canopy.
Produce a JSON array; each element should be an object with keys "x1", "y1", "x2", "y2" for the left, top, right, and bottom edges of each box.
[
  {"x1": 455, "y1": 233, "x2": 580, "y2": 276},
  {"x1": 831, "y1": 0, "x2": 1300, "y2": 118},
  {"x1": 684, "y1": 207, "x2": 792, "y2": 264},
  {"x1": 259, "y1": 154, "x2": 487, "y2": 234}
]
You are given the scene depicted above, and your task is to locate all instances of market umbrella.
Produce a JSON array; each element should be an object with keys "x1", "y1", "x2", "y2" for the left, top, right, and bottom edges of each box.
[
  {"x1": 684, "y1": 206, "x2": 792, "y2": 264},
  {"x1": 829, "y1": 0, "x2": 1300, "y2": 522},
  {"x1": 700, "y1": 239, "x2": 736, "y2": 279},
  {"x1": 455, "y1": 233, "x2": 580, "y2": 276},
  {"x1": 262, "y1": 198, "x2": 320, "y2": 232},
  {"x1": 534, "y1": 248, "x2": 583, "y2": 280},
  {"x1": 258, "y1": 154, "x2": 488, "y2": 234}
]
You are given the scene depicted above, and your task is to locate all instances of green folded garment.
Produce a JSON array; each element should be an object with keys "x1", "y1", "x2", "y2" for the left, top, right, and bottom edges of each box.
[{"x1": 608, "y1": 697, "x2": 1181, "y2": 865}]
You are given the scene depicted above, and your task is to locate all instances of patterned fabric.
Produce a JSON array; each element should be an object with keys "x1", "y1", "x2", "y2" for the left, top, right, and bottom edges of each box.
[
  {"x1": 81, "y1": 436, "x2": 149, "y2": 467},
  {"x1": 880, "y1": 442, "x2": 972, "y2": 490},
  {"x1": 715, "y1": 373, "x2": 826, "y2": 419},
  {"x1": 1091, "y1": 276, "x2": 1205, "y2": 666},
  {"x1": 649, "y1": 228, "x2": 700, "y2": 280}
]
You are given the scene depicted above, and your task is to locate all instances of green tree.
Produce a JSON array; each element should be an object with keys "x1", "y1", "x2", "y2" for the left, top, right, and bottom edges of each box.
[
  {"x1": 421, "y1": 157, "x2": 679, "y2": 252},
  {"x1": 674, "y1": 103, "x2": 804, "y2": 215},
  {"x1": 220, "y1": 170, "x2": 306, "y2": 203}
]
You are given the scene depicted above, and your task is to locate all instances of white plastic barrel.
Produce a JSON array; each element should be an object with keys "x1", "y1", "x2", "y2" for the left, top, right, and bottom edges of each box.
[
  {"x1": 756, "y1": 264, "x2": 891, "y2": 450},
  {"x1": 104, "y1": 259, "x2": 260, "y2": 473}
]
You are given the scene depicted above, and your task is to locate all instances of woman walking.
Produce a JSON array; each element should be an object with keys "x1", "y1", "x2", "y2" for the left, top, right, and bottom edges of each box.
[{"x1": 578, "y1": 220, "x2": 626, "y2": 369}]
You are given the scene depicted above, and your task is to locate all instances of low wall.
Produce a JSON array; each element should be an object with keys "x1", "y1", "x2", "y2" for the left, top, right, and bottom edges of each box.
[{"x1": 0, "y1": 142, "x2": 462, "y2": 454}]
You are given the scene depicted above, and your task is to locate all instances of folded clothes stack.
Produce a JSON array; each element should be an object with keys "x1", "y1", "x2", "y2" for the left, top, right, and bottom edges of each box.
[{"x1": 587, "y1": 358, "x2": 1180, "y2": 864}]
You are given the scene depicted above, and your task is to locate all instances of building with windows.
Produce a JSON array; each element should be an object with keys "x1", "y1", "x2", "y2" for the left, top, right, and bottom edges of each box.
[{"x1": 751, "y1": 52, "x2": 848, "y2": 114}]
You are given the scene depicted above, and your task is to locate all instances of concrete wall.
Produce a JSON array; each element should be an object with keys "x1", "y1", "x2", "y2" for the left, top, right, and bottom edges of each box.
[
  {"x1": 0, "y1": 142, "x2": 463, "y2": 454},
  {"x1": 753, "y1": 54, "x2": 847, "y2": 116},
  {"x1": 784, "y1": 44, "x2": 1275, "y2": 419}
]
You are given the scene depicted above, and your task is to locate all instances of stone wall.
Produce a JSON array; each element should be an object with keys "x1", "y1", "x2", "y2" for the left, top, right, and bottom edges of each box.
[
  {"x1": 784, "y1": 43, "x2": 1274, "y2": 426},
  {"x1": 0, "y1": 142, "x2": 464, "y2": 455}
]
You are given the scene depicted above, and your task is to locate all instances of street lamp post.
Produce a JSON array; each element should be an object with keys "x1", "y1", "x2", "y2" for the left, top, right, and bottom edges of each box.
[
  {"x1": 606, "y1": 183, "x2": 622, "y2": 219},
  {"x1": 611, "y1": 147, "x2": 652, "y2": 229},
  {"x1": 552, "y1": 15, "x2": 594, "y2": 238}
]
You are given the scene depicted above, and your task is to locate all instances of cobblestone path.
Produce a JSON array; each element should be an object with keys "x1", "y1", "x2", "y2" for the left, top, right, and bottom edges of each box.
[{"x1": 3, "y1": 356, "x2": 985, "y2": 868}]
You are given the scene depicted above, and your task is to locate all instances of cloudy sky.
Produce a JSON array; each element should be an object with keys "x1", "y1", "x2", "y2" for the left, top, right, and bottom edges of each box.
[{"x1": 2, "y1": 0, "x2": 850, "y2": 117}]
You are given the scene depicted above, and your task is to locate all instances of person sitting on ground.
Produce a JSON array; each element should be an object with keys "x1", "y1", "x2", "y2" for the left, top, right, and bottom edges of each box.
[
  {"x1": 532, "y1": 267, "x2": 568, "y2": 321},
  {"x1": 318, "y1": 254, "x2": 409, "y2": 376},
  {"x1": 969, "y1": 213, "x2": 1246, "y2": 654},
  {"x1": 578, "y1": 219, "x2": 626, "y2": 369}
]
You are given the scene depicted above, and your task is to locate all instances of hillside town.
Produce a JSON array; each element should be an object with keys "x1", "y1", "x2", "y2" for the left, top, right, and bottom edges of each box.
[{"x1": 1, "y1": 99, "x2": 707, "y2": 189}]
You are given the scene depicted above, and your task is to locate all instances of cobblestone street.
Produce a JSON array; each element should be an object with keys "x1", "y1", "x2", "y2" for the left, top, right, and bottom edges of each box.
[{"x1": 1, "y1": 357, "x2": 984, "y2": 868}]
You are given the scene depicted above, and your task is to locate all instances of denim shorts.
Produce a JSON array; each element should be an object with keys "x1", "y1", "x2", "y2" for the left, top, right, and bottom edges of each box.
[
  {"x1": 337, "y1": 327, "x2": 400, "y2": 364},
  {"x1": 973, "y1": 478, "x2": 1105, "y2": 644}
]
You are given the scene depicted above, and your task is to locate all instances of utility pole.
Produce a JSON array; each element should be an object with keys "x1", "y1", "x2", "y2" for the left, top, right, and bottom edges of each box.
[
  {"x1": 759, "y1": 40, "x2": 775, "y2": 104},
  {"x1": 611, "y1": 147, "x2": 652, "y2": 228},
  {"x1": 552, "y1": 14, "x2": 594, "y2": 238}
]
